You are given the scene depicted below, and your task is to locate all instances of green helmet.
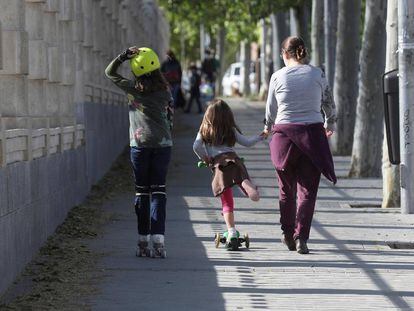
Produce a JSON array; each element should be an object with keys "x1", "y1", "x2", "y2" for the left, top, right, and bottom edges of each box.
[{"x1": 130, "y1": 47, "x2": 160, "y2": 77}]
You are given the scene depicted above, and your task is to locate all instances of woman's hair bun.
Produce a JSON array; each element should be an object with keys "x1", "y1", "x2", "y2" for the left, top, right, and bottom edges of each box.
[
  {"x1": 296, "y1": 45, "x2": 307, "y2": 60},
  {"x1": 281, "y1": 36, "x2": 308, "y2": 62}
]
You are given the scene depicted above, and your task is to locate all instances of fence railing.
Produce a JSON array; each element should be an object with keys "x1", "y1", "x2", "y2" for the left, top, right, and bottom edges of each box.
[
  {"x1": 0, "y1": 84, "x2": 126, "y2": 168},
  {"x1": 0, "y1": 125, "x2": 85, "y2": 167}
]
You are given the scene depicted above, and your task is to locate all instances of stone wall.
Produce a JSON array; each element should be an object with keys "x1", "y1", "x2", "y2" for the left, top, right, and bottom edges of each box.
[{"x1": 0, "y1": 0, "x2": 169, "y2": 295}]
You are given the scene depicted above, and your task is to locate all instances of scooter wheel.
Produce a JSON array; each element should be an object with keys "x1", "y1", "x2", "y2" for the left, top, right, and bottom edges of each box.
[
  {"x1": 244, "y1": 233, "x2": 250, "y2": 249},
  {"x1": 215, "y1": 233, "x2": 221, "y2": 248}
]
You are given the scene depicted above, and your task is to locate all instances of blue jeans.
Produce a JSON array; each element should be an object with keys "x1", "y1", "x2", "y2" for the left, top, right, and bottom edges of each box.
[{"x1": 130, "y1": 146, "x2": 172, "y2": 235}]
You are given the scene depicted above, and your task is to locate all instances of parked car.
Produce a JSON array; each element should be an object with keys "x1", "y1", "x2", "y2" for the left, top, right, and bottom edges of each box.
[{"x1": 222, "y1": 62, "x2": 257, "y2": 96}]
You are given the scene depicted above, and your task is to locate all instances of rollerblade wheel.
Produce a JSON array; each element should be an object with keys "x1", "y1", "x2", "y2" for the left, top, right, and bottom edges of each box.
[
  {"x1": 244, "y1": 234, "x2": 250, "y2": 249},
  {"x1": 145, "y1": 248, "x2": 151, "y2": 257},
  {"x1": 160, "y1": 250, "x2": 167, "y2": 258},
  {"x1": 215, "y1": 233, "x2": 221, "y2": 248}
]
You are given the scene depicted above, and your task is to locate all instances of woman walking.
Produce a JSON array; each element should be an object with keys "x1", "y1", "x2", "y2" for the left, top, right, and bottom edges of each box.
[{"x1": 264, "y1": 36, "x2": 337, "y2": 254}]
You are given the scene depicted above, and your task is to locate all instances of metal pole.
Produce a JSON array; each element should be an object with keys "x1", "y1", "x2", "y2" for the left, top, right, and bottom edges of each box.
[{"x1": 398, "y1": 0, "x2": 414, "y2": 214}]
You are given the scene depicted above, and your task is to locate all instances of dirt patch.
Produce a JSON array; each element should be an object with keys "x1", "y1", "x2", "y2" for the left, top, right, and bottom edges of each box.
[{"x1": 0, "y1": 148, "x2": 134, "y2": 310}]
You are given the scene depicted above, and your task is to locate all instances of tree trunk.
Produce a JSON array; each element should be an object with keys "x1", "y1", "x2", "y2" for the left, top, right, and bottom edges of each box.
[
  {"x1": 259, "y1": 19, "x2": 268, "y2": 99},
  {"x1": 349, "y1": 0, "x2": 387, "y2": 177},
  {"x1": 382, "y1": 0, "x2": 400, "y2": 208},
  {"x1": 311, "y1": 0, "x2": 324, "y2": 67},
  {"x1": 200, "y1": 23, "x2": 205, "y2": 61},
  {"x1": 331, "y1": 0, "x2": 361, "y2": 155},
  {"x1": 270, "y1": 12, "x2": 288, "y2": 71},
  {"x1": 216, "y1": 26, "x2": 226, "y2": 96},
  {"x1": 323, "y1": 0, "x2": 338, "y2": 89},
  {"x1": 290, "y1": 8, "x2": 299, "y2": 36},
  {"x1": 398, "y1": 0, "x2": 414, "y2": 214},
  {"x1": 290, "y1": 3, "x2": 311, "y2": 46},
  {"x1": 240, "y1": 40, "x2": 250, "y2": 96}
]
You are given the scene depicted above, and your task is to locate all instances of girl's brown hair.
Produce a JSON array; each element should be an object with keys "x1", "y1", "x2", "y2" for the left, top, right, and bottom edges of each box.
[
  {"x1": 199, "y1": 99, "x2": 241, "y2": 146},
  {"x1": 281, "y1": 36, "x2": 308, "y2": 63},
  {"x1": 135, "y1": 69, "x2": 169, "y2": 94}
]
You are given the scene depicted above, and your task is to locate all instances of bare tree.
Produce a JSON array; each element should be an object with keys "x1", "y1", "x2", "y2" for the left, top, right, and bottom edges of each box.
[
  {"x1": 349, "y1": 0, "x2": 387, "y2": 177},
  {"x1": 311, "y1": 0, "x2": 324, "y2": 67},
  {"x1": 216, "y1": 26, "x2": 226, "y2": 96},
  {"x1": 240, "y1": 40, "x2": 251, "y2": 96},
  {"x1": 331, "y1": 0, "x2": 361, "y2": 155},
  {"x1": 259, "y1": 19, "x2": 268, "y2": 98},
  {"x1": 289, "y1": 2, "x2": 310, "y2": 45},
  {"x1": 382, "y1": 0, "x2": 400, "y2": 208},
  {"x1": 323, "y1": 0, "x2": 337, "y2": 88},
  {"x1": 270, "y1": 12, "x2": 289, "y2": 71}
]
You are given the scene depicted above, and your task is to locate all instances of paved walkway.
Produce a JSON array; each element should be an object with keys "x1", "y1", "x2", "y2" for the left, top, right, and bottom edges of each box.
[{"x1": 86, "y1": 99, "x2": 414, "y2": 311}]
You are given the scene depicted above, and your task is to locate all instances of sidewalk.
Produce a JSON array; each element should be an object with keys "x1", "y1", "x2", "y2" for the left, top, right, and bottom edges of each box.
[{"x1": 86, "y1": 99, "x2": 414, "y2": 311}]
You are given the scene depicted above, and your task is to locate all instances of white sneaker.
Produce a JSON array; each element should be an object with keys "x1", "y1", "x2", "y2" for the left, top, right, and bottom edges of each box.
[{"x1": 228, "y1": 227, "x2": 238, "y2": 239}]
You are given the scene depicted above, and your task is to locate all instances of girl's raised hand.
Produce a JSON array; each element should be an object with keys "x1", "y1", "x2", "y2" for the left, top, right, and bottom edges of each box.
[{"x1": 119, "y1": 46, "x2": 139, "y2": 62}]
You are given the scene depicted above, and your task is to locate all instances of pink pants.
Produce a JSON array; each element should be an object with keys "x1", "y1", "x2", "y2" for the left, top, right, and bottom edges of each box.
[{"x1": 220, "y1": 188, "x2": 234, "y2": 213}]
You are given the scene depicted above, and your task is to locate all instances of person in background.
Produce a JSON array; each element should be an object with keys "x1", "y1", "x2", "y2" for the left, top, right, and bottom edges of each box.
[
  {"x1": 161, "y1": 50, "x2": 184, "y2": 108},
  {"x1": 201, "y1": 48, "x2": 219, "y2": 93},
  {"x1": 185, "y1": 64, "x2": 202, "y2": 114}
]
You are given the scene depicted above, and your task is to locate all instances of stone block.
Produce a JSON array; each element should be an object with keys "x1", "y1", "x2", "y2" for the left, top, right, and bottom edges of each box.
[
  {"x1": 59, "y1": 85, "x2": 74, "y2": 116},
  {"x1": 27, "y1": 79, "x2": 46, "y2": 116},
  {"x1": 47, "y1": 46, "x2": 61, "y2": 82},
  {"x1": 0, "y1": 21, "x2": 3, "y2": 70},
  {"x1": 58, "y1": 21, "x2": 73, "y2": 52},
  {"x1": 61, "y1": 51, "x2": 75, "y2": 85},
  {"x1": 0, "y1": 168, "x2": 8, "y2": 217},
  {"x1": 28, "y1": 40, "x2": 48, "y2": 79},
  {"x1": 72, "y1": 5, "x2": 84, "y2": 43},
  {"x1": 44, "y1": 0, "x2": 59, "y2": 12},
  {"x1": 30, "y1": 157, "x2": 49, "y2": 201},
  {"x1": 74, "y1": 69, "x2": 84, "y2": 104},
  {"x1": 45, "y1": 82, "x2": 60, "y2": 116},
  {"x1": 25, "y1": 2, "x2": 44, "y2": 40},
  {"x1": 0, "y1": 30, "x2": 28, "y2": 74},
  {"x1": 0, "y1": 214, "x2": 16, "y2": 295},
  {"x1": 0, "y1": 76, "x2": 28, "y2": 117},
  {"x1": 43, "y1": 12, "x2": 58, "y2": 45},
  {"x1": 58, "y1": 0, "x2": 74, "y2": 21},
  {"x1": 0, "y1": 0, "x2": 25, "y2": 30},
  {"x1": 6, "y1": 161, "x2": 31, "y2": 213}
]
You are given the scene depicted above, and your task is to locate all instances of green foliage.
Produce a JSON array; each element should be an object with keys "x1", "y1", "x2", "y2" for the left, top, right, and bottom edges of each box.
[{"x1": 158, "y1": 0, "x2": 299, "y2": 64}]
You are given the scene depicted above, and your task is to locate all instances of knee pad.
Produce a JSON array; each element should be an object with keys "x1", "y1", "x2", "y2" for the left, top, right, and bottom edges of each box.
[{"x1": 135, "y1": 185, "x2": 150, "y2": 209}]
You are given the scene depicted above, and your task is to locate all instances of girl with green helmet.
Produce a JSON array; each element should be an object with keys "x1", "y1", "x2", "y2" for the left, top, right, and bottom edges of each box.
[{"x1": 105, "y1": 46, "x2": 173, "y2": 258}]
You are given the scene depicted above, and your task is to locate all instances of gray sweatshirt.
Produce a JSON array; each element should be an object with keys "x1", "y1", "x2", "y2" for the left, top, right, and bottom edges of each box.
[
  {"x1": 265, "y1": 64, "x2": 336, "y2": 131},
  {"x1": 193, "y1": 130, "x2": 263, "y2": 159}
]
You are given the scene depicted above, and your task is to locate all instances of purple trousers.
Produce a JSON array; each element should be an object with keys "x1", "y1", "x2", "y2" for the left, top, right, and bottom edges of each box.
[
  {"x1": 276, "y1": 143, "x2": 321, "y2": 241},
  {"x1": 269, "y1": 123, "x2": 336, "y2": 241}
]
